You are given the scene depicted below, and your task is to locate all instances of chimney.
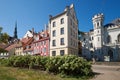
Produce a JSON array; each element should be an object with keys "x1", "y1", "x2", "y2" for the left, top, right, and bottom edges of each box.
[
  {"x1": 49, "y1": 15, "x2": 52, "y2": 19},
  {"x1": 32, "y1": 28, "x2": 34, "y2": 35},
  {"x1": 64, "y1": 6, "x2": 69, "y2": 11}
]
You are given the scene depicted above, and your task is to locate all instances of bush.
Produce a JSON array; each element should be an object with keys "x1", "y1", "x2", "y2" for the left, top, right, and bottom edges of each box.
[
  {"x1": 46, "y1": 56, "x2": 64, "y2": 74},
  {"x1": 0, "y1": 55, "x2": 92, "y2": 77}
]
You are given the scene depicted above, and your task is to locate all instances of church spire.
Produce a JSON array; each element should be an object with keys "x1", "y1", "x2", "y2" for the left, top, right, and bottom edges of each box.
[{"x1": 14, "y1": 21, "x2": 18, "y2": 39}]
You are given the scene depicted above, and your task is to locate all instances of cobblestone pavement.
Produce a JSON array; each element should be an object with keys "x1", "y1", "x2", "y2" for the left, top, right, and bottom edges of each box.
[{"x1": 91, "y1": 64, "x2": 120, "y2": 80}]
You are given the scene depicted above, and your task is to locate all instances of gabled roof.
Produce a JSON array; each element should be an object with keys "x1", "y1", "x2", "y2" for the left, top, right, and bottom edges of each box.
[
  {"x1": 33, "y1": 30, "x2": 49, "y2": 43},
  {"x1": 50, "y1": 11, "x2": 67, "y2": 20},
  {"x1": 0, "y1": 43, "x2": 6, "y2": 49},
  {"x1": 21, "y1": 37, "x2": 34, "y2": 50},
  {"x1": 5, "y1": 43, "x2": 17, "y2": 51}
]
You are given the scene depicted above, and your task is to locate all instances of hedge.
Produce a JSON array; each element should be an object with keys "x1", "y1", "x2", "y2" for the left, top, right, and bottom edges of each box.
[{"x1": 0, "y1": 55, "x2": 92, "y2": 77}]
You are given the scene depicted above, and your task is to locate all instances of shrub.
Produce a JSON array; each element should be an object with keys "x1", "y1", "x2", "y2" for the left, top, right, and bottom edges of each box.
[
  {"x1": 59, "y1": 56, "x2": 92, "y2": 76},
  {"x1": 46, "y1": 56, "x2": 64, "y2": 74},
  {"x1": 0, "y1": 55, "x2": 92, "y2": 77}
]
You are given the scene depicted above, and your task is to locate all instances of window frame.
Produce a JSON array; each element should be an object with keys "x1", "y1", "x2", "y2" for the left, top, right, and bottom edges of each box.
[
  {"x1": 60, "y1": 50, "x2": 64, "y2": 56},
  {"x1": 61, "y1": 18, "x2": 64, "y2": 24},
  {"x1": 60, "y1": 27, "x2": 64, "y2": 35},
  {"x1": 60, "y1": 38, "x2": 64, "y2": 45},
  {"x1": 52, "y1": 51, "x2": 56, "y2": 56},
  {"x1": 53, "y1": 21, "x2": 56, "y2": 27},
  {"x1": 52, "y1": 30, "x2": 56, "y2": 37},
  {"x1": 52, "y1": 40, "x2": 56, "y2": 46}
]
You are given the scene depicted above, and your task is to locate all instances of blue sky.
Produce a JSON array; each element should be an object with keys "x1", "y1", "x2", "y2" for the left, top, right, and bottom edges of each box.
[{"x1": 0, "y1": 0, "x2": 120, "y2": 38}]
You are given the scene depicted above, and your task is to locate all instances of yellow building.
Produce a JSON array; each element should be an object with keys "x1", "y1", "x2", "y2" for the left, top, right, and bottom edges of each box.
[{"x1": 15, "y1": 41, "x2": 23, "y2": 56}]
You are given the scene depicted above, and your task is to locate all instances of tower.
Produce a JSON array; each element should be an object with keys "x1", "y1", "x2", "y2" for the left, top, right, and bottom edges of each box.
[
  {"x1": 14, "y1": 21, "x2": 18, "y2": 39},
  {"x1": 92, "y1": 13, "x2": 104, "y2": 59}
]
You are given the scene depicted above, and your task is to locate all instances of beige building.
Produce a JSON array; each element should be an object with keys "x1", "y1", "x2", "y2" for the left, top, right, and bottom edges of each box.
[
  {"x1": 49, "y1": 4, "x2": 78, "y2": 56},
  {"x1": 15, "y1": 41, "x2": 23, "y2": 56}
]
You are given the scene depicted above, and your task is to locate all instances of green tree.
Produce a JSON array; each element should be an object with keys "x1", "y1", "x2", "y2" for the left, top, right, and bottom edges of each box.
[
  {"x1": 1, "y1": 33, "x2": 9, "y2": 43},
  {"x1": 0, "y1": 27, "x2": 9, "y2": 44}
]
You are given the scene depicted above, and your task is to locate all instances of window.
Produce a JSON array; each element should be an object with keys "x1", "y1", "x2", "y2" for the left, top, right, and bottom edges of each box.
[
  {"x1": 60, "y1": 50, "x2": 64, "y2": 56},
  {"x1": 52, "y1": 30, "x2": 56, "y2": 37},
  {"x1": 44, "y1": 48, "x2": 46, "y2": 53},
  {"x1": 60, "y1": 28, "x2": 64, "y2": 35},
  {"x1": 91, "y1": 37, "x2": 93, "y2": 40},
  {"x1": 70, "y1": 28, "x2": 72, "y2": 36},
  {"x1": 97, "y1": 22, "x2": 99, "y2": 27},
  {"x1": 52, "y1": 51, "x2": 56, "y2": 56},
  {"x1": 71, "y1": 38, "x2": 72, "y2": 45},
  {"x1": 44, "y1": 41, "x2": 46, "y2": 45},
  {"x1": 90, "y1": 43, "x2": 93, "y2": 48},
  {"x1": 52, "y1": 40, "x2": 56, "y2": 46},
  {"x1": 118, "y1": 34, "x2": 120, "y2": 42},
  {"x1": 61, "y1": 18, "x2": 64, "y2": 24},
  {"x1": 98, "y1": 37, "x2": 99, "y2": 41},
  {"x1": 70, "y1": 19, "x2": 72, "y2": 25},
  {"x1": 98, "y1": 30, "x2": 99, "y2": 33},
  {"x1": 107, "y1": 35, "x2": 111, "y2": 43},
  {"x1": 53, "y1": 21, "x2": 56, "y2": 27},
  {"x1": 60, "y1": 38, "x2": 64, "y2": 45}
]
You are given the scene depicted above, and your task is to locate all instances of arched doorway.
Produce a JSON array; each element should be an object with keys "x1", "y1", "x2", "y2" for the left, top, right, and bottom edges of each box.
[{"x1": 108, "y1": 50, "x2": 113, "y2": 61}]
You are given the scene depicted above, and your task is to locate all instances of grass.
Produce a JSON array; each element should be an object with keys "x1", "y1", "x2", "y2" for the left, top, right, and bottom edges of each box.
[{"x1": 0, "y1": 65, "x2": 89, "y2": 80}]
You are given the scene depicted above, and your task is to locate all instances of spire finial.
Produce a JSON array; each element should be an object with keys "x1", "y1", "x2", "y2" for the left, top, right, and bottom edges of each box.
[{"x1": 14, "y1": 21, "x2": 18, "y2": 39}]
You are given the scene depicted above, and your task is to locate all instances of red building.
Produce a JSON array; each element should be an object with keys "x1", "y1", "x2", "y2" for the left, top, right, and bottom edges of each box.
[{"x1": 33, "y1": 30, "x2": 49, "y2": 56}]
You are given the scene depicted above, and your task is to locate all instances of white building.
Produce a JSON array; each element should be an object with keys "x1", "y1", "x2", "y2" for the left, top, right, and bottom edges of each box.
[
  {"x1": 23, "y1": 28, "x2": 34, "y2": 38},
  {"x1": 49, "y1": 4, "x2": 78, "y2": 56},
  {"x1": 81, "y1": 13, "x2": 120, "y2": 61}
]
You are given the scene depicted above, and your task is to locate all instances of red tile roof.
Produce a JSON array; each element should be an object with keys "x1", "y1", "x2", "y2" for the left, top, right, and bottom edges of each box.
[
  {"x1": 5, "y1": 43, "x2": 17, "y2": 51},
  {"x1": 21, "y1": 37, "x2": 34, "y2": 50}
]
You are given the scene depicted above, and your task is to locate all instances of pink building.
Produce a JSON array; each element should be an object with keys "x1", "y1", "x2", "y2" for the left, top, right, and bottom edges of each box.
[{"x1": 33, "y1": 30, "x2": 49, "y2": 56}]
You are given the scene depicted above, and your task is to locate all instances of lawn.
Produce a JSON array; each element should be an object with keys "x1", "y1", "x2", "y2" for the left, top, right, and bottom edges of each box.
[{"x1": 0, "y1": 65, "x2": 89, "y2": 80}]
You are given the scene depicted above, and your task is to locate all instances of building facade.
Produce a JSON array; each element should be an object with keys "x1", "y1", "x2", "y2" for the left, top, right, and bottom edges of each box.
[
  {"x1": 49, "y1": 4, "x2": 78, "y2": 56},
  {"x1": 33, "y1": 30, "x2": 49, "y2": 56},
  {"x1": 81, "y1": 13, "x2": 120, "y2": 61},
  {"x1": 15, "y1": 41, "x2": 23, "y2": 56}
]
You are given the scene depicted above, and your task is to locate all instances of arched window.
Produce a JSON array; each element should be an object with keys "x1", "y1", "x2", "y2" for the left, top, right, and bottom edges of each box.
[
  {"x1": 107, "y1": 35, "x2": 111, "y2": 44},
  {"x1": 117, "y1": 34, "x2": 120, "y2": 42},
  {"x1": 108, "y1": 50, "x2": 113, "y2": 61}
]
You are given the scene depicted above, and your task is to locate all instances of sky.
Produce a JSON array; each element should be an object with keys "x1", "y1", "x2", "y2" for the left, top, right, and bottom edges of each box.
[{"x1": 0, "y1": 0, "x2": 120, "y2": 38}]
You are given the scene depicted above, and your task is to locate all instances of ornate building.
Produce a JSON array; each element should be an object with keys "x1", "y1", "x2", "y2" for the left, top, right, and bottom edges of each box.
[{"x1": 81, "y1": 13, "x2": 120, "y2": 61}]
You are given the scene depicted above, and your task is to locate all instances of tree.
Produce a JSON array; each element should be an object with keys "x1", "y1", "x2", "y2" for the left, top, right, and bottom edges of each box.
[
  {"x1": 1, "y1": 33, "x2": 9, "y2": 43},
  {"x1": 0, "y1": 27, "x2": 2, "y2": 38},
  {"x1": 0, "y1": 27, "x2": 2, "y2": 33},
  {"x1": 0, "y1": 27, "x2": 9, "y2": 44}
]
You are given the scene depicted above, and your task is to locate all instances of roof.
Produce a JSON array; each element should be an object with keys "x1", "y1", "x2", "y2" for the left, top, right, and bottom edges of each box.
[
  {"x1": 104, "y1": 23, "x2": 115, "y2": 27},
  {"x1": 21, "y1": 37, "x2": 33, "y2": 44},
  {"x1": 21, "y1": 37, "x2": 34, "y2": 50},
  {"x1": 23, "y1": 48, "x2": 33, "y2": 52},
  {"x1": 0, "y1": 43, "x2": 6, "y2": 49},
  {"x1": 5, "y1": 43, "x2": 17, "y2": 51},
  {"x1": 33, "y1": 30, "x2": 49, "y2": 43},
  {"x1": 104, "y1": 18, "x2": 120, "y2": 27},
  {"x1": 50, "y1": 11, "x2": 67, "y2": 20}
]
